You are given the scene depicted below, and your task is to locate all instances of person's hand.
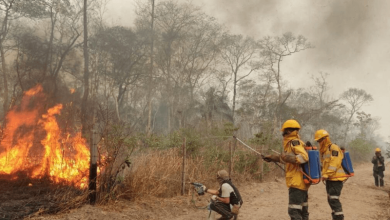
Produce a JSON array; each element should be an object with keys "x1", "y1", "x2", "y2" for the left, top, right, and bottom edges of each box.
[
  {"x1": 263, "y1": 154, "x2": 280, "y2": 162},
  {"x1": 322, "y1": 176, "x2": 328, "y2": 181},
  {"x1": 211, "y1": 195, "x2": 217, "y2": 201},
  {"x1": 202, "y1": 185, "x2": 207, "y2": 193}
]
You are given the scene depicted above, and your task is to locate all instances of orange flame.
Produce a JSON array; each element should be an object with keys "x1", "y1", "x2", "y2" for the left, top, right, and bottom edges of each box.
[
  {"x1": 70, "y1": 88, "x2": 75, "y2": 94},
  {"x1": 0, "y1": 85, "x2": 90, "y2": 188}
]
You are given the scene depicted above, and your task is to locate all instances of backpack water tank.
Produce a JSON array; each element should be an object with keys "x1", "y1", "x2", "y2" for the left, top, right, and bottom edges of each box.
[{"x1": 303, "y1": 149, "x2": 322, "y2": 184}]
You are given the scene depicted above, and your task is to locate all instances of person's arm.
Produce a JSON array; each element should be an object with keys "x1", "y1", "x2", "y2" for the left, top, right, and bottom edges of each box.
[
  {"x1": 291, "y1": 143, "x2": 309, "y2": 164},
  {"x1": 218, "y1": 183, "x2": 232, "y2": 204},
  {"x1": 205, "y1": 188, "x2": 219, "y2": 195},
  {"x1": 281, "y1": 141, "x2": 308, "y2": 164},
  {"x1": 372, "y1": 156, "x2": 377, "y2": 164},
  {"x1": 380, "y1": 156, "x2": 385, "y2": 164},
  {"x1": 205, "y1": 188, "x2": 230, "y2": 204}
]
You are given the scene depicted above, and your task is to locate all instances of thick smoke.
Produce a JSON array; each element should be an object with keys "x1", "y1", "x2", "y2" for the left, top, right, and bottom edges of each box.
[
  {"x1": 203, "y1": 0, "x2": 376, "y2": 68},
  {"x1": 206, "y1": 0, "x2": 278, "y2": 35},
  {"x1": 315, "y1": 0, "x2": 373, "y2": 67}
]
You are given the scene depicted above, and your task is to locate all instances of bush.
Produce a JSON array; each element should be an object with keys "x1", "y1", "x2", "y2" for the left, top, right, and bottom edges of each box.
[{"x1": 348, "y1": 138, "x2": 379, "y2": 162}]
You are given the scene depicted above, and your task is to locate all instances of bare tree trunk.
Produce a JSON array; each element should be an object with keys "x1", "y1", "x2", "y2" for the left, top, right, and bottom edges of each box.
[
  {"x1": 1, "y1": 43, "x2": 8, "y2": 116},
  {"x1": 232, "y1": 70, "x2": 238, "y2": 122},
  {"x1": 82, "y1": 0, "x2": 90, "y2": 137},
  {"x1": 44, "y1": 7, "x2": 56, "y2": 77},
  {"x1": 82, "y1": 0, "x2": 96, "y2": 205},
  {"x1": 0, "y1": 2, "x2": 12, "y2": 119},
  {"x1": 146, "y1": 0, "x2": 155, "y2": 136}
]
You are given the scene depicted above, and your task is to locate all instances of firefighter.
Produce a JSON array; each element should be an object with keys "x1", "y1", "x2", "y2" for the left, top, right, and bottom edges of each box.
[
  {"x1": 202, "y1": 170, "x2": 242, "y2": 220},
  {"x1": 264, "y1": 119, "x2": 310, "y2": 220},
  {"x1": 372, "y1": 148, "x2": 385, "y2": 187},
  {"x1": 314, "y1": 129, "x2": 346, "y2": 220}
]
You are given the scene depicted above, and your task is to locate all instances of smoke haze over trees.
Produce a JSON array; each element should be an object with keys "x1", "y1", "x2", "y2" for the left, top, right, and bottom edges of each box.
[{"x1": 0, "y1": 0, "x2": 386, "y2": 161}]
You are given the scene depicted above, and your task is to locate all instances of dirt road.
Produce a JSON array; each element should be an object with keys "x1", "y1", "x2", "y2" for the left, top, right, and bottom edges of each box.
[
  {"x1": 34, "y1": 164, "x2": 389, "y2": 220},
  {"x1": 172, "y1": 163, "x2": 389, "y2": 220}
]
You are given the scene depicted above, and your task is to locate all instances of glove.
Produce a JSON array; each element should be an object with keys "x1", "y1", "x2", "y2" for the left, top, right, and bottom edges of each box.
[
  {"x1": 263, "y1": 154, "x2": 280, "y2": 162},
  {"x1": 211, "y1": 195, "x2": 217, "y2": 201},
  {"x1": 202, "y1": 185, "x2": 207, "y2": 193},
  {"x1": 280, "y1": 152, "x2": 296, "y2": 164}
]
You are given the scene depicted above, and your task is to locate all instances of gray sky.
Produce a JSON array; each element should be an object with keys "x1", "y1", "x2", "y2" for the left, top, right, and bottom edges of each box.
[{"x1": 107, "y1": 0, "x2": 390, "y2": 141}]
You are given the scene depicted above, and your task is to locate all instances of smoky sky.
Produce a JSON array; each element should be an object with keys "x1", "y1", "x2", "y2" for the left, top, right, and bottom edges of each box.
[
  {"x1": 108, "y1": 0, "x2": 390, "y2": 140},
  {"x1": 203, "y1": 0, "x2": 376, "y2": 69}
]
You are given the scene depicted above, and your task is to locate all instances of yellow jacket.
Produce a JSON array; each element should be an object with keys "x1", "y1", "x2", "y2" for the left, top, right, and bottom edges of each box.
[
  {"x1": 319, "y1": 137, "x2": 347, "y2": 181},
  {"x1": 282, "y1": 131, "x2": 309, "y2": 191}
]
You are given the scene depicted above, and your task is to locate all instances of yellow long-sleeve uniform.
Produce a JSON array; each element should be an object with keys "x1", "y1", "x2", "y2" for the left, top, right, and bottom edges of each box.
[
  {"x1": 319, "y1": 138, "x2": 347, "y2": 181},
  {"x1": 282, "y1": 131, "x2": 309, "y2": 191}
]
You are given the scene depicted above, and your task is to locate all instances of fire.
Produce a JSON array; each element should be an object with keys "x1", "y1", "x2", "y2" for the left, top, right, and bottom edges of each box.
[
  {"x1": 70, "y1": 88, "x2": 75, "y2": 94},
  {"x1": 0, "y1": 85, "x2": 90, "y2": 187}
]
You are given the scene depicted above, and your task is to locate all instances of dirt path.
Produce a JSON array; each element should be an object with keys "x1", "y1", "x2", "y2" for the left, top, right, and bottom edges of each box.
[
  {"x1": 175, "y1": 163, "x2": 390, "y2": 220},
  {"x1": 33, "y1": 164, "x2": 389, "y2": 220}
]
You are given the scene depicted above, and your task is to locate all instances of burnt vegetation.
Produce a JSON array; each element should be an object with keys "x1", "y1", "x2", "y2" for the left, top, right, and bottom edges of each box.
[{"x1": 0, "y1": 0, "x2": 386, "y2": 219}]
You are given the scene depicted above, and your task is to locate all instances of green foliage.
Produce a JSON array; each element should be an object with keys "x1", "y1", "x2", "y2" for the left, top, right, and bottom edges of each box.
[
  {"x1": 233, "y1": 151, "x2": 259, "y2": 174},
  {"x1": 250, "y1": 121, "x2": 282, "y2": 152},
  {"x1": 209, "y1": 122, "x2": 239, "y2": 137},
  {"x1": 348, "y1": 137, "x2": 379, "y2": 161},
  {"x1": 203, "y1": 144, "x2": 230, "y2": 171},
  {"x1": 138, "y1": 128, "x2": 204, "y2": 156}
]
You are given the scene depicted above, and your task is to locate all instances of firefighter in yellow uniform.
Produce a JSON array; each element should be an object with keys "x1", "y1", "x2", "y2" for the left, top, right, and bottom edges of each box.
[
  {"x1": 314, "y1": 129, "x2": 346, "y2": 220},
  {"x1": 264, "y1": 119, "x2": 309, "y2": 220}
]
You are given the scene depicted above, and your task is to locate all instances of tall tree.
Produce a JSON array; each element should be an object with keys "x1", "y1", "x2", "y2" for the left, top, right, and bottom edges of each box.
[
  {"x1": 220, "y1": 34, "x2": 259, "y2": 124},
  {"x1": 146, "y1": 0, "x2": 155, "y2": 136},
  {"x1": 260, "y1": 32, "x2": 312, "y2": 128},
  {"x1": 340, "y1": 88, "x2": 373, "y2": 145},
  {"x1": 81, "y1": 0, "x2": 89, "y2": 138},
  {"x1": 0, "y1": 0, "x2": 45, "y2": 116}
]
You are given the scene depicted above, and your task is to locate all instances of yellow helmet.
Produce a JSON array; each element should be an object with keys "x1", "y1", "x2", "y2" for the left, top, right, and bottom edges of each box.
[
  {"x1": 375, "y1": 148, "x2": 381, "y2": 152},
  {"x1": 280, "y1": 119, "x2": 301, "y2": 131},
  {"x1": 314, "y1": 129, "x2": 329, "y2": 141}
]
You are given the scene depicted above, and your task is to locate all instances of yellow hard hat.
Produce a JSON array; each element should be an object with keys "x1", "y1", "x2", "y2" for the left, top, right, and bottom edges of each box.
[
  {"x1": 375, "y1": 148, "x2": 381, "y2": 152},
  {"x1": 280, "y1": 119, "x2": 301, "y2": 131},
  {"x1": 314, "y1": 129, "x2": 329, "y2": 141}
]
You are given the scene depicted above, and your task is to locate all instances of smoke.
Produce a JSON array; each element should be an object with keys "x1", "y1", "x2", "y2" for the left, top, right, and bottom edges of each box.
[
  {"x1": 314, "y1": 0, "x2": 374, "y2": 68},
  {"x1": 204, "y1": 0, "x2": 278, "y2": 36},
  {"x1": 202, "y1": 0, "x2": 377, "y2": 68}
]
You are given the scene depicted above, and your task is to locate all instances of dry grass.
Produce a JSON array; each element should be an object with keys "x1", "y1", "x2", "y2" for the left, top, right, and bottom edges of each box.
[{"x1": 119, "y1": 147, "x2": 277, "y2": 201}]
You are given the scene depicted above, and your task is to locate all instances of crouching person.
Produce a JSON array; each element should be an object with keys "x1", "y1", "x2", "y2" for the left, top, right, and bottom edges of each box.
[{"x1": 203, "y1": 170, "x2": 243, "y2": 220}]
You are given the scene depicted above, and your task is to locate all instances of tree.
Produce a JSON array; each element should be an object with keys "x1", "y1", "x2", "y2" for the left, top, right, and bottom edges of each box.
[
  {"x1": 260, "y1": 32, "x2": 312, "y2": 128},
  {"x1": 311, "y1": 72, "x2": 329, "y2": 107},
  {"x1": 219, "y1": 34, "x2": 259, "y2": 124},
  {"x1": 353, "y1": 111, "x2": 379, "y2": 141},
  {"x1": 41, "y1": 0, "x2": 84, "y2": 95},
  {"x1": 340, "y1": 88, "x2": 373, "y2": 145},
  {"x1": 146, "y1": 0, "x2": 155, "y2": 136},
  {"x1": 0, "y1": 0, "x2": 46, "y2": 116},
  {"x1": 136, "y1": 0, "x2": 221, "y2": 133},
  {"x1": 90, "y1": 26, "x2": 147, "y2": 120},
  {"x1": 201, "y1": 87, "x2": 232, "y2": 128},
  {"x1": 154, "y1": 1, "x2": 202, "y2": 133}
]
